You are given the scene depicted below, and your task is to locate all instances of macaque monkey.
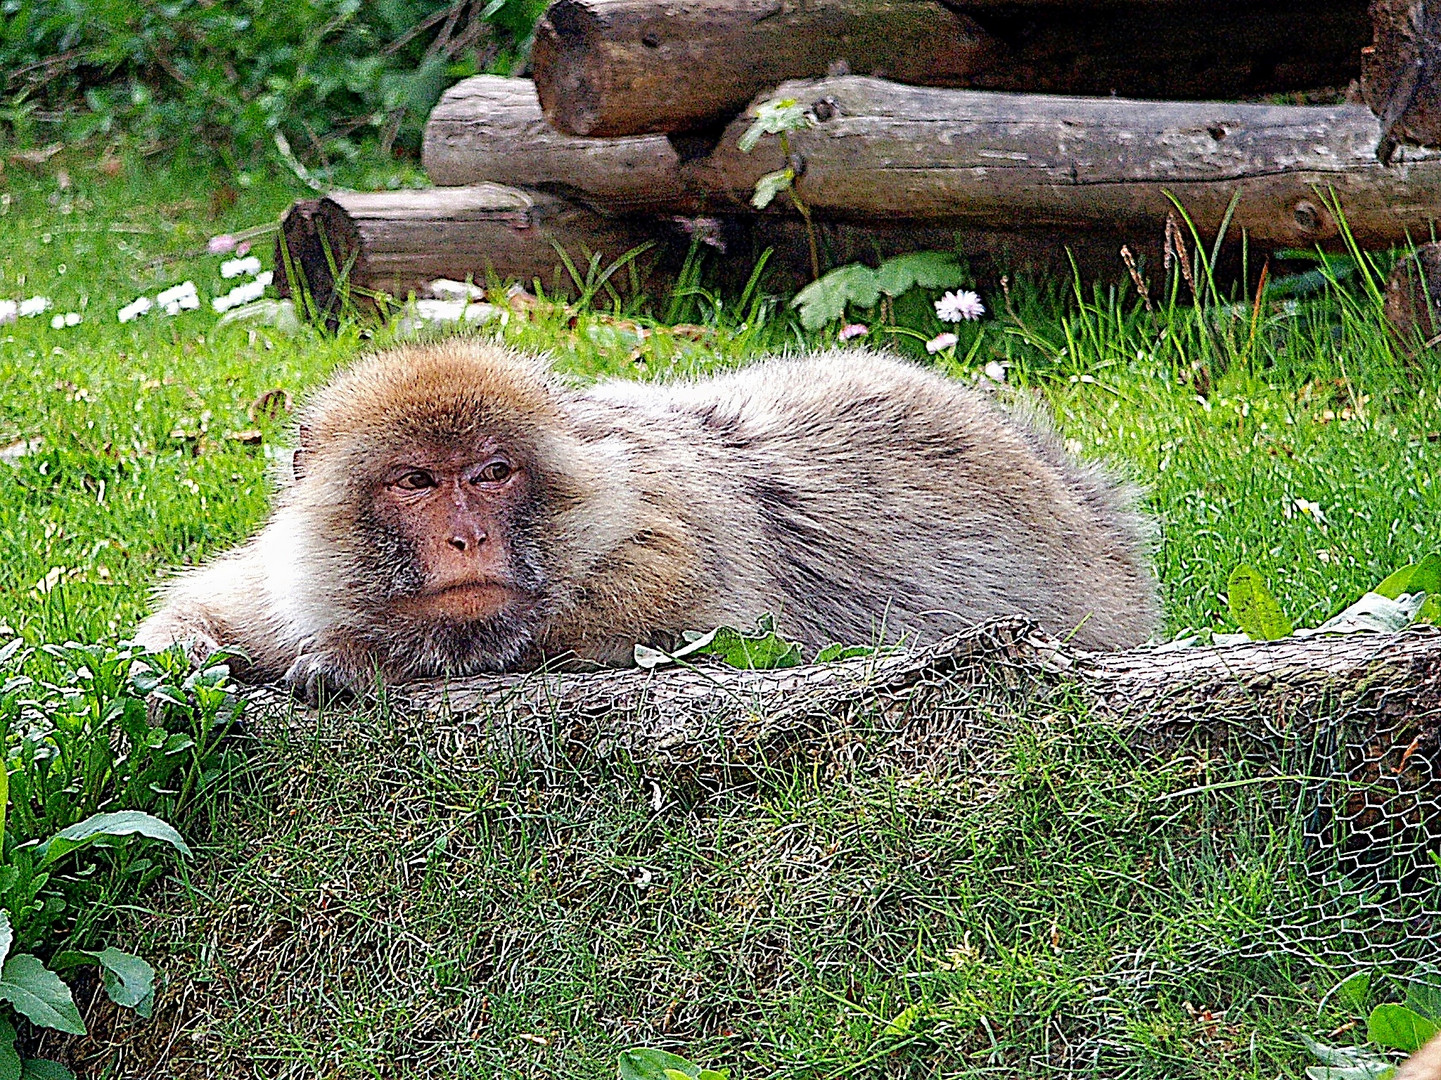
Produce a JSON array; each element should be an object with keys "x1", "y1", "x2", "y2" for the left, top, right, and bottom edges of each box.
[{"x1": 134, "y1": 341, "x2": 1159, "y2": 695}]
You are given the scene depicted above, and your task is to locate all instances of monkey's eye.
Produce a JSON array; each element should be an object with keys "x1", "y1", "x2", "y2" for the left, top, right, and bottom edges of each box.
[
  {"x1": 475, "y1": 459, "x2": 513, "y2": 484},
  {"x1": 391, "y1": 469, "x2": 437, "y2": 491}
]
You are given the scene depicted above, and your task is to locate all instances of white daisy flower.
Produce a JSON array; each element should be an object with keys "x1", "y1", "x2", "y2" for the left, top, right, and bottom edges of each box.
[
  {"x1": 925, "y1": 332, "x2": 958, "y2": 354},
  {"x1": 935, "y1": 289, "x2": 985, "y2": 322}
]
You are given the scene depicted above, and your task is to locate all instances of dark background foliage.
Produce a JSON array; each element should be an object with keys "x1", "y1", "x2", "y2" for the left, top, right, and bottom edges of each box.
[{"x1": 0, "y1": 0, "x2": 547, "y2": 168}]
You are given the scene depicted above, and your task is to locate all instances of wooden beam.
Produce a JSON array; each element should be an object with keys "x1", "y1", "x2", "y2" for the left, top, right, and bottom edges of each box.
[
  {"x1": 685, "y1": 77, "x2": 1441, "y2": 247},
  {"x1": 531, "y1": 0, "x2": 1368, "y2": 137}
]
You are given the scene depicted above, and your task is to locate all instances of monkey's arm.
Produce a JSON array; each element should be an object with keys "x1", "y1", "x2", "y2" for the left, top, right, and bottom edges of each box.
[{"x1": 132, "y1": 524, "x2": 307, "y2": 680}]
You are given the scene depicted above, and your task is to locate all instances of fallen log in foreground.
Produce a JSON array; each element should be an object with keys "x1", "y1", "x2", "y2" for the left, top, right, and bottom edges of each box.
[
  {"x1": 532, "y1": 0, "x2": 1368, "y2": 137},
  {"x1": 421, "y1": 76, "x2": 697, "y2": 213},
  {"x1": 688, "y1": 77, "x2": 1441, "y2": 246},
  {"x1": 246, "y1": 620, "x2": 1441, "y2": 794}
]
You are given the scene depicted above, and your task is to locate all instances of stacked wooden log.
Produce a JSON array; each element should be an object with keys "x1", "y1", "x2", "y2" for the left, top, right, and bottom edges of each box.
[{"x1": 276, "y1": 0, "x2": 1441, "y2": 320}]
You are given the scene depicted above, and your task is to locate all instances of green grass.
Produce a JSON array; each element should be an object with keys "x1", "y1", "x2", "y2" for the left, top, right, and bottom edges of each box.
[{"x1": 1, "y1": 147, "x2": 1439, "y2": 1077}]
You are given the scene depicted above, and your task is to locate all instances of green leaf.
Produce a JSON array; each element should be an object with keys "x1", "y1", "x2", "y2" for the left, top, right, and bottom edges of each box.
[
  {"x1": 0, "y1": 913, "x2": 14, "y2": 973},
  {"x1": 873, "y1": 252, "x2": 966, "y2": 298},
  {"x1": 617, "y1": 1048, "x2": 708, "y2": 1079},
  {"x1": 1368, "y1": 1003, "x2": 1438, "y2": 1052},
  {"x1": 1408, "y1": 970, "x2": 1441, "y2": 1022},
  {"x1": 0, "y1": 1017, "x2": 19, "y2": 1080},
  {"x1": 0, "y1": 955, "x2": 85, "y2": 1035},
  {"x1": 814, "y1": 643, "x2": 876, "y2": 663},
  {"x1": 39, "y1": 811, "x2": 191, "y2": 866},
  {"x1": 1227, "y1": 565, "x2": 1293, "y2": 640},
  {"x1": 1375, "y1": 553, "x2": 1441, "y2": 599},
  {"x1": 791, "y1": 264, "x2": 881, "y2": 330},
  {"x1": 1418, "y1": 595, "x2": 1441, "y2": 624},
  {"x1": 663, "y1": 1071, "x2": 691, "y2": 1080},
  {"x1": 91, "y1": 948, "x2": 155, "y2": 1017},
  {"x1": 884, "y1": 1003, "x2": 922, "y2": 1036},
  {"x1": 749, "y1": 168, "x2": 794, "y2": 210},
  {"x1": 21, "y1": 1063, "x2": 75, "y2": 1080},
  {"x1": 697, "y1": 1071, "x2": 729, "y2": 1080},
  {"x1": 1303, "y1": 1032, "x2": 1374, "y2": 1066},
  {"x1": 738, "y1": 98, "x2": 811, "y2": 152},
  {"x1": 1333, "y1": 971, "x2": 1372, "y2": 1012},
  {"x1": 1305, "y1": 1065, "x2": 1395, "y2": 1080}
]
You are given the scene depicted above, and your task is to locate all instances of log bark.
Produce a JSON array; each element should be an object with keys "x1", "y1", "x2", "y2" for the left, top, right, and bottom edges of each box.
[
  {"x1": 1383, "y1": 240, "x2": 1441, "y2": 351},
  {"x1": 421, "y1": 75, "x2": 697, "y2": 213},
  {"x1": 531, "y1": 0, "x2": 1368, "y2": 138},
  {"x1": 686, "y1": 76, "x2": 1441, "y2": 247},
  {"x1": 272, "y1": 184, "x2": 673, "y2": 323},
  {"x1": 244, "y1": 618, "x2": 1441, "y2": 784},
  {"x1": 273, "y1": 184, "x2": 1156, "y2": 322},
  {"x1": 1362, "y1": 0, "x2": 1441, "y2": 162}
]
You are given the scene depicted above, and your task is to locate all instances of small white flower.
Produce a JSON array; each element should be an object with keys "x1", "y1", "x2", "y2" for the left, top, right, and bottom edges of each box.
[
  {"x1": 18, "y1": 296, "x2": 51, "y2": 318},
  {"x1": 212, "y1": 277, "x2": 269, "y2": 313},
  {"x1": 220, "y1": 255, "x2": 262, "y2": 279},
  {"x1": 837, "y1": 323, "x2": 868, "y2": 341},
  {"x1": 983, "y1": 361, "x2": 1007, "y2": 383},
  {"x1": 0, "y1": 301, "x2": 16, "y2": 324},
  {"x1": 935, "y1": 289, "x2": 985, "y2": 322},
  {"x1": 117, "y1": 296, "x2": 153, "y2": 323},
  {"x1": 925, "y1": 332, "x2": 959, "y2": 354}
]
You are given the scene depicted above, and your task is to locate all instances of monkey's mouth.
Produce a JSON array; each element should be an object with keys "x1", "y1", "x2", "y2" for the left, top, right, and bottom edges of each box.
[{"x1": 392, "y1": 581, "x2": 523, "y2": 622}]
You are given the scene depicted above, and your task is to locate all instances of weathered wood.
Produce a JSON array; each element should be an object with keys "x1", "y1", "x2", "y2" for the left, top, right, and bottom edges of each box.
[
  {"x1": 1363, "y1": 0, "x2": 1441, "y2": 162},
  {"x1": 421, "y1": 75, "x2": 697, "y2": 213},
  {"x1": 685, "y1": 77, "x2": 1441, "y2": 247},
  {"x1": 531, "y1": 0, "x2": 1369, "y2": 138},
  {"x1": 273, "y1": 184, "x2": 672, "y2": 322},
  {"x1": 1383, "y1": 241, "x2": 1441, "y2": 351},
  {"x1": 243, "y1": 619, "x2": 1441, "y2": 781},
  {"x1": 531, "y1": 0, "x2": 1000, "y2": 136}
]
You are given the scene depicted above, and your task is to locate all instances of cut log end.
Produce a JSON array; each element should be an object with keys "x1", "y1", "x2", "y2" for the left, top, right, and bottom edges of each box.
[
  {"x1": 1384, "y1": 241, "x2": 1441, "y2": 354},
  {"x1": 274, "y1": 198, "x2": 369, "y2": 328}
]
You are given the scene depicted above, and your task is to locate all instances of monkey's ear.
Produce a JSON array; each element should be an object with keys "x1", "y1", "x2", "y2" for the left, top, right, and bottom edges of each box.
[{"x1": 292, "y1": 424, "x2": 311, "y2": 481}]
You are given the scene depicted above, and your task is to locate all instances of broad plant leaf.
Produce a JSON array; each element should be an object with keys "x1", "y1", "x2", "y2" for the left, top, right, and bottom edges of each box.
[
  {"x1": 792, "y1": 264, "x2": 881, "y2": 329},
  {"x1": 1227, "y1": 565, "x2": 1293, "y2": 640},
  {"x1": 1368, "y1": 1003, "x2": 1438, "y2": 1052},
  {"x1": 874, "y1": 252, "x2": 965, "y2": 297},
  {"x1": 0, "y1": 955, "x2": 85, "y2": 1036},
  {"x1": 738, "y1": 98, "x2": 810, "y2": 152},
  {"x1": 91, "y1": 948, "x2": 155, "y2": 1017},
  {"x1": 1408, "y1": 970, "x2": 1441, "y2": 1022},
  {"x1": 20, "y1": 1063, "x2": 75, "y2": 1080},
  {"x1": 814, "y1": 643, "x2": 876, "y2": 663},
  {"x1": 636, "y1": 617, "x2": 801, "y2": 670},
  {"x1": 0, "y1": 1017, "x2": 18, "y2": 1080},
  {"x1": 1308, "y1": 592, "x2": 1424, "y2": 636},
  {"x1": 750, "y1": 168, "x2": 794, "y2": 210},
  {"x1": 0, "y1": 913, "x2": 14, "y2": 973},
  {"x1": 1333, "y1": 971, "x2": 1373, "y2": 1013},
  {"x1": 39, "y1": 810, "x2": 191, "y2": 866},
  {"x1": 885, "y1": 1003, "x2": 923, "y2": 1036},
  {"x1": 617, "y1": 1047, "x2": 727, "y2": 1080},
  {"x1": 1375, "y1": 553, "x2": 1441, "y2": 600}
]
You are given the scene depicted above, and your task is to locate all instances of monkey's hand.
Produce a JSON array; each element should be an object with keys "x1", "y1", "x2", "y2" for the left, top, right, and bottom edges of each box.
[
  {"x1": 130, "y1": 612, "x2": 222, "y2": 669},
  {"x1": 281, "y1": 650, "x2": 375, "y2": 707}
]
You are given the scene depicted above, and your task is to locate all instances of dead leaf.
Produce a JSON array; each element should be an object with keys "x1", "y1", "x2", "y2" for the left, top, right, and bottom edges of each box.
[
  {"x1": 225, "y1": 429, "x2": 264, "y2": 445},
  {"x1": 249, "y1": 388, "x2": 293, "y2": 422},
  {"x1": 11, "y1": 143, "x2": 63, "y2": 170}
]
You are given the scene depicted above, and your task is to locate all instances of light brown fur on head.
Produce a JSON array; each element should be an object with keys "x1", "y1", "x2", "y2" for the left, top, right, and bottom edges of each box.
[{"x1": 134, "y1": 339, "x2": 1160, "y2": 696}]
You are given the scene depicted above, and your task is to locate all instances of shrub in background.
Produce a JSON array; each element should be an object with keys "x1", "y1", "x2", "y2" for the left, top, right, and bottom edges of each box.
[{"x1": 0, "y1": 0, "x2": 548, "y2": 168}]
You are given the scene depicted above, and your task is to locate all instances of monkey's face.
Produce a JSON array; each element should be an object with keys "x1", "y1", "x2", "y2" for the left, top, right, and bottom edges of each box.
[{"x1": 365, "y1": 441, "x2": 538, "y2": 625}]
